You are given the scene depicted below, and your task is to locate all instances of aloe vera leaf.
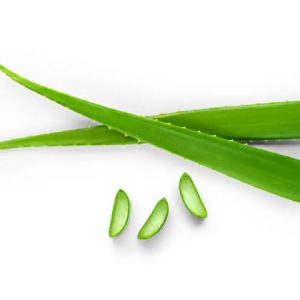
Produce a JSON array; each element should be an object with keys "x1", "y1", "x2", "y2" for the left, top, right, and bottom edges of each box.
[
  {"x1": 159, "y1": 100, "x2": 300, "y2": 140},
  {"x1": 2, "y1": 65, "x2": 300, "y2": 202},
  {"x1": 0, "y1": 126, "x2": 136, "y2": 149},
  {"x1": 1, "y1": 100, "x2": 300, "y2": 149},
  {"x1": 179, "y1": 173, "x2": 207, "y2": 218},
  {"x1": 109, "y1": 189, "x2": 131, "y2": 237},
  {"x1": 138, "y1": 198, "x2": 169, "y2": 240}
]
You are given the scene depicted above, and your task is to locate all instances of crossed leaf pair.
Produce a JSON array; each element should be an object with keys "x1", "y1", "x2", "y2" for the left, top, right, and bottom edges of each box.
[{"x1": 1, "y1": 65, "x2": 300, "y2": 202}]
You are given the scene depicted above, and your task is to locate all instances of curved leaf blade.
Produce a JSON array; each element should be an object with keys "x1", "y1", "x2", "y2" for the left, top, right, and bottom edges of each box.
[
  {"x1": 0, "y1": 126, "x2": 136, "y2": 150},
  {"x1": 2, "y1": 65, "x2": 300, "y2": 202},
  {"x1": 2, "y1": 100, "x2": 300, "y2": 149}
]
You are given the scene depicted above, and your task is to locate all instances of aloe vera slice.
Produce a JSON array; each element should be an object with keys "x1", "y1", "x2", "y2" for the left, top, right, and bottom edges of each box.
[
  {"x1": 179, "y1": 173, "x2": 207, "y2": 218},
  {"x1": 109, "y1": 189, "x2": 130, "y2": 237},
  {"x1": 1, "y1": 100, "x2": 300, "y2": 150},
  {"x1": 2, "y1": 65, "x2": 300, "y2": 202},
  {"x1": 138, "y1": 198, "x2": 169, "y2": 240}
]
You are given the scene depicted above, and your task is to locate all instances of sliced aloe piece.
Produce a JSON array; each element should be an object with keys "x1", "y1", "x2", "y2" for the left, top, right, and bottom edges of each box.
[
  {"x1": 109, "y1": 189, "x2": 131, "y2": 237},
  {"x1": 179, "y1": 173, "x2": 207, "y2": 218},
  {"x1": 138, "y1": 198, "x2": 169, "y2": 240}
]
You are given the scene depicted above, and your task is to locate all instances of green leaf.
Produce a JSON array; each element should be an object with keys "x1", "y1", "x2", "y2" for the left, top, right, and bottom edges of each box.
[
  {"x1": 0, "y1": 126, "x2": 137, "y2": 150},
  {"x1": 2, "y1": 100, "x2": 300, "y2": 149},
  {"x1": 179, "y1": 173, "x2": 207, "y2": 218},
  {"x1": 2, "y1": 65, "x2": 300, "y2": 202},
  {"x1": 109, "y1": 189, "x2": 131, "y2": 237},
  {"x1": 138, "y1": 198, "x2": 169, "y2": 240}
]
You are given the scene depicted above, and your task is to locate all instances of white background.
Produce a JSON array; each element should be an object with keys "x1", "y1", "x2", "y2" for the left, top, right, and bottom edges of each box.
[{"x1": 1, "y1": 1, "x2": 300, "y2": 299}]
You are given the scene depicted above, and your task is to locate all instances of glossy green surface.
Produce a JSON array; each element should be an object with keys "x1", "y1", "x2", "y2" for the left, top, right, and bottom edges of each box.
[
  {"x1": 109, "y1": 189, "x2": 130, "y2": 237},
  {"x1": 138, "y1": 198, "x2": 169, "y2": 240},
  {"x1": 0, "y1": 126, "x2": 137, "y2": 150},
  {"x1": 179, "y1": 173, "x2": 207, "y2": 218},
  {"x1": 2, "y1": 65, "x2": 300, "y2": 202},
  {"x1": 1, "y1": 100, "x2": 300, "y2": 149}
]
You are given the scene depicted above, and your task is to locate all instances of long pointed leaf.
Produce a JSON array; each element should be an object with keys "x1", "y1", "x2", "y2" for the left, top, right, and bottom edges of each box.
[
  {"x1": 1, "y1": 99, "x2": 300, "y2": 149},
  {"x1": 1, "y1": 65, "x2": 300, "y2": 202}
]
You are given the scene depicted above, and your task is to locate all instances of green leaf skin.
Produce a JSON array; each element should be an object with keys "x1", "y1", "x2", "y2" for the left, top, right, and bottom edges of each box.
[
  {"x1": 138, "y1": 198, "x2": 169, "y2": 240},
  {"x1": 2, "y1": 65, "x2": 300, "y2": 202},
  {"x1": 179, "y1": 173, "x2": 207, "y2": 218},
  {"x1": 159, "y1": 100, "x2": 300, "y2": 141},
  {"x1": 2, "y1": 100, "x2": 300, "y2": 149},
  {"x1": 0, "y1": 126, "x2": 137, "y2": 150},
  {"x1": 109, "y1": 189, "x2": 131, "y2": 237}
]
